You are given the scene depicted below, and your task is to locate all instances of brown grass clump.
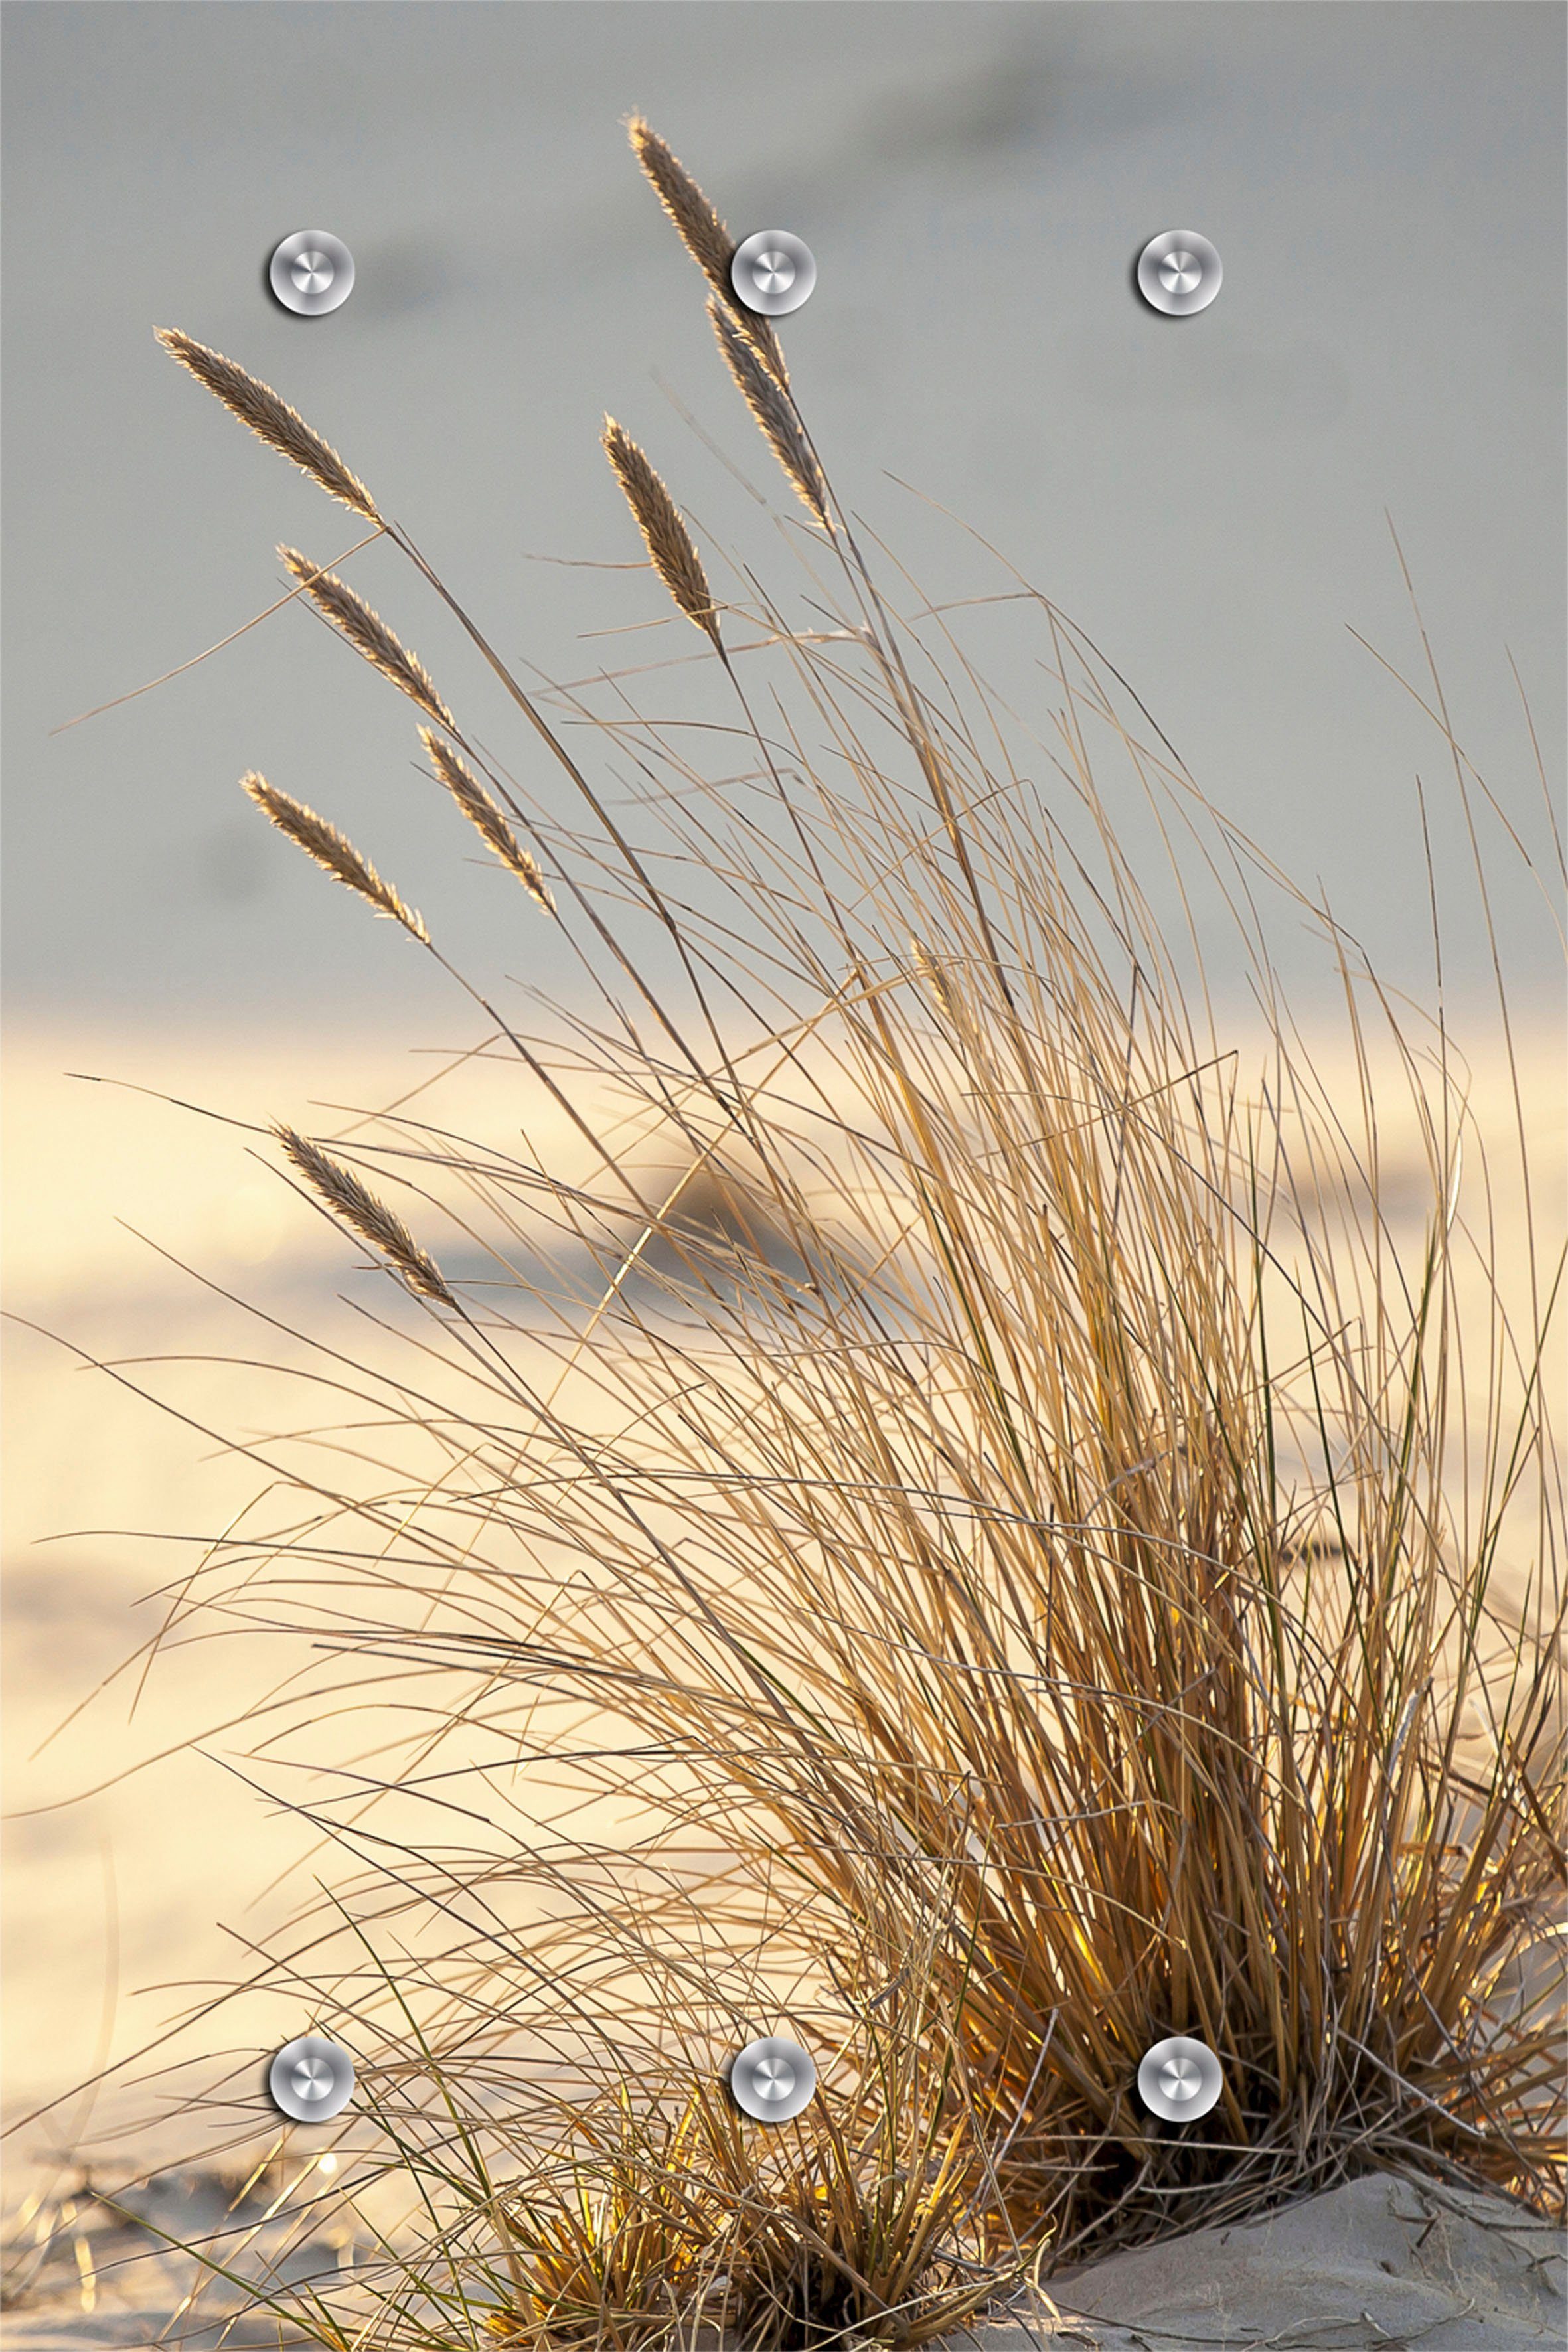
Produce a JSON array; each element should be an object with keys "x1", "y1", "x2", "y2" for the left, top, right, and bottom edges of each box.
[
  {"x1": 419, "y1": 728, "x2": 556, "y2": 911},
  {"x1": 240, "y1": 770, "x2": 429, "y2": 941},
  {"x1": 155, "y1": 327, "x2": 382, "y2": 522},
  {"x1": 78, "y1": 112, "x2": 1564, "y2": 2352},
  {"x1": 273, "y1": 1123, "x2": 455, "y2": 1305},
  {"x1": 602, "y1": 419, "x2": 723, "y2": 649},
  {"x1": 488, "y1": 2060, "x2": 995, "y2": 2352},
  {"x1": 279, "y1": 546, "x2": 455, "y2": 728}
]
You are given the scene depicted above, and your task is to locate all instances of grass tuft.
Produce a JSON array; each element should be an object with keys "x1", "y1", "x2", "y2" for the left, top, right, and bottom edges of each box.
[{"x1": 88, "y1": 118, "x2": 1565, "y2": 2352}]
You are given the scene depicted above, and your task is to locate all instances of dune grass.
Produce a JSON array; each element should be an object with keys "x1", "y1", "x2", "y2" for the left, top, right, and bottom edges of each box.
[{"x1": 25, "y1": 116, "x2": 1563, "y2": 2351}]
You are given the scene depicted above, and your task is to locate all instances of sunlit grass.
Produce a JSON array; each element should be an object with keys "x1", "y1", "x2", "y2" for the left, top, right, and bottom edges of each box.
[{"x1": 21, "y1": 115, "x2": 1562, "y2": 2352}]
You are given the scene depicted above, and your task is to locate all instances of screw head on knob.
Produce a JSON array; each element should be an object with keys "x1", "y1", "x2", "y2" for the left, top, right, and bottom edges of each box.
[
  {"x1": 1137, "y1": 2034, "x2": 1224, "y2": 2121},
  {"x1": 727, "y1": 2035, "x2": 817, "y2": 2122},
  {"x1": 1136, "y1": 231, "x2": 1222, "y2": 316},
  {"x1": 268, "y1": 2034, "x2": 356, "y2": 2121}
]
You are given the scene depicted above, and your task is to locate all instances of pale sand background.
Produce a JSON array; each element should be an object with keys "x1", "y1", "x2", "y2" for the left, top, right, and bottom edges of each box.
[
  {"x1": 5, "y1": 1018, "x2": 589, "y2": 2167},
  {"x1": 5, "y1": 1008, "x2": 1562, "y2": 2177}
]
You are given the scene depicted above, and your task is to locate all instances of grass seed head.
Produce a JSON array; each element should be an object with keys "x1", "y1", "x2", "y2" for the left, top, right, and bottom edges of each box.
[
  {"x1": 273, "y1": 1123, "x2": 456, "y2": 1305},
  {"x1": 241, "y1": 770, "x2": 429, "y2": 942},
  {"x1": 601, "y1": 420, "x2": 722, "y2": 651},
  {"x1": 279, "y1": 547, "x2": 455, "y2": 729},
  {"x1": 708, "y1": 297, "x2": 830, "y2": 528},
  {"x1": 625, "y1": 116, "x2": 789, "y2": 384},
  {"x1": 419, "y1": 728, "x2": 556, "y2": 911},
  {"x1": 155, "y1": 327, "x2": 382, "y2": 522}
]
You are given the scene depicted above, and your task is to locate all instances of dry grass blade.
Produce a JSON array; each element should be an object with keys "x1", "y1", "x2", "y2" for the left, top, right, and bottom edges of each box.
[
  {"x1": 273, "y1": 1123, "x2": 456, "y2": 1306},
  {"x1": 708, "y1": 297, "x2": 830, "y2": 528},
  {"x1": 625, "y1": 115, "x2": 788, "y2": 384},
  {"x1": 279, "y1": 546, "x2": 454, "y2": 728},
  {"x1": 601, "y1": 420, "x2": 722, "y2": 650},
  {"x1": 241, "y1": 769, "x2": 429, "y2": 942},
  {"x1": 155, "y1": 327, "x2": 382, "y2": 522},
  {"x1": 419, "y1": 727, "x2": 556, "y2": 911}
]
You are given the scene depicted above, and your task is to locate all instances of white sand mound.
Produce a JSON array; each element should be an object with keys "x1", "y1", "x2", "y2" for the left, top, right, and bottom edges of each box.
[{"x1": 979, "y1": 2171, "x2": 1567, "y2": 2350}]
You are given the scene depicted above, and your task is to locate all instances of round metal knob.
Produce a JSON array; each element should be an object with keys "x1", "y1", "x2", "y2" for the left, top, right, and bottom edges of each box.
[
  {"x1": 268, "y1": 2034, "x2": 356, "y2": 2121},
  {"x1": 1137, "y1": 2034, "x2": 1224, "y2": 2121},
  {"x1": 731, "y1": 232, "x2": 816, "y2": 318},
  {"x1": 728, "y1": 2034, "x2": 817, "y2": 2122},
  {"x1": 269, "y1": 231, "x2": 355, "y2": 317},
  {"x1": 1136, "y1": 232, "x2": 1222, "y2": 317}
]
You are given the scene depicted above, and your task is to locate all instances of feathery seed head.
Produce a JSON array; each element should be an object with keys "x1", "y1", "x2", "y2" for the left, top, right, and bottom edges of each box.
[
  {"x1": 910, "y1": 939, "x2": 961, "y2": 1020},
  {"x1": 707, "y1": 298, "x2": 830, "y2": 528},
  {"x1": 418, "y1": 729, "x2": 556, "y2": 913},
  {"x1": 155, "y1": 328, "x2": 381, "y2": 521},
  {"x1": 279, "y1": 547, "x2": 455, "y2": 730},
  {"x1": 241, "y1": 771, "x2": 430, "y2": 942},
  {"x1": 273, "y1": 1123, "x2": 455, "y2": 1304},
  {"x1": 626, "y1": 116, "x2": 732, "y2": 295},
  {"x1": 625, "y1": 118, "x2": 789, "y2": 386},
  {"x1": 601, "y1": 420, "x2": 722, "y2": 651}
]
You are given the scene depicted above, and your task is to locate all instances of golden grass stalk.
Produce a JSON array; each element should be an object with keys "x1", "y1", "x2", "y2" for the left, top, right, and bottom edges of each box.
[
  {"x1": 708, "y1": 297, "x2": 830, "y2": 528},
  {"x1": 419, "y1": 727, "x2": 556, "y2": 911},
  {"x1": 273, "y1": 1123, "x2": 455, "y2": 1305},
  {"x1": 155, "y1": 327, "x2": 382, "y2": 522},
  {"x1": 241, "y1": 770, "x2": 429, "y2": 942},
  {"x1": 279, "y1": 546, "x2": 454, "y2": 728},
  {"x1": 601, "y1": 420, "x2": 722, "y2": 650},
  {"x1": 625, "y1": 116, "x2": 788, "y2": 385}
]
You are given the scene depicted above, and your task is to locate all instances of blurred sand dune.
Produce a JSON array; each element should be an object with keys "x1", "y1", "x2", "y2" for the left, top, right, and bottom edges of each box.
[{"x1": 3, "y1": 1018, "x2": 582, "y2": 2164}]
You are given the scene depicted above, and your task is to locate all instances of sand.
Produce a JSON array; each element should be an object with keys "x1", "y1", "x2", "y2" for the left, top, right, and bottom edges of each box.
[{"x1": 1027, "y1": 2171, "x2": 1567, "y2": 2347}]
